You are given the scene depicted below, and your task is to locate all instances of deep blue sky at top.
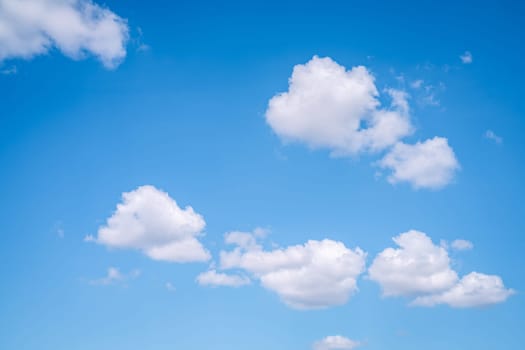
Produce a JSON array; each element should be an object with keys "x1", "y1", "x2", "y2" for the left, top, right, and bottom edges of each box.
[{"x1": 0, "y1": 1, "x2": 524, "y2": 349}]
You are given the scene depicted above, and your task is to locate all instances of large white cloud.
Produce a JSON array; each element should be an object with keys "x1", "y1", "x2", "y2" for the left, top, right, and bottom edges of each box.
[
  {"x1": 412, "y1": 272, "x2": 515, "y2": 308},
  {"x1": 313, "y1": 336, "x2": 361, "y2": 350},
  {"x1": 265, "y1": 56, "x2": 460, "y2": 190},
  {"x1": 369, "y1": 230, "x2": 514, "y2": 308},
  {"x1": 0, "y1": 0, "x2": 129, "y2": 68},
  {"x1": 379, "y1": 137, "x2": 460, "y2": 189},
  {"x1": 219, "y1": 230, "x2": 367, "y2": 309},
  {"x1": 89, "y1": 185, "x2": 211, "y2": 263},
  {"x1": 265, "y1": 56, "x2": 413, "y2": 156},
  {"x1": 369, "y1": 230, "x2": 458, "y2": 296}
]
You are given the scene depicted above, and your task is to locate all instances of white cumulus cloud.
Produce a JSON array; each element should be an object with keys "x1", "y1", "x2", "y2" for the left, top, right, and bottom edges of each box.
[
  {"x1": 0, "y1": 0, "x2": 129, "y2": 68},
  {"x1": 369, "y1": 230, "x2": 459, "y2": 296},
  {"x1": 379, "y1": 137, "x2": 460, "y2": 189},
  {"x1": 196, "y1": 269, "x2": 251, "y2": 287},
  {"x1": 369, "y1": 230, "x2": 514, "y2": 308},
  {"x1": 89, "y1": 185, "x2": 211, "y2": 263},
  {"x1": 265, "y1": 56, "x2": 413, "y2": 156},
  {"x1": 265, "y1": 56, "x2": 460, "y2": 190},
  {"x1": 313, "y1": 335, "x2": 362, "y2": 350},
  {"x1": 412, "y1": 272, "x2": 515, "y2": 308},
  {"x1": 219, "y1": 229, "x2": 367, "y2": 309}
]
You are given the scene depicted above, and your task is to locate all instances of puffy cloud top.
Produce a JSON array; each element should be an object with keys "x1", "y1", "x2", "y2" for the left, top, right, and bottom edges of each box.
[
  {"x1": 379, "y1": 137, "x2": 459, "y2": 189},
  {"x1": 265, "y1": 56, "x2": 460, "y2": 189},
  {"x1": 413, "y1": 272, "x2": 515, "y2": 308},
  {"x1": 265, "y1": 56, "x2": 413, "y2": 156},
  {"x1": 369, "y1": 230, "x2": 458, "y2": 296},
  {"x1": 369, "y1": 230, "x2": 514, "y2": 308},
  {"x1": 92, "y1": 185, "x2": 210, "y2": 263},
  {"x1": 0, "y1": 0, "x2": 129, "y2": 68},
  {"x1": 219, "y1": 230, "x2": 366, "y2": 309},
  {"x1": 313, "y1": 335, "x2": 361, "y2": 350}
]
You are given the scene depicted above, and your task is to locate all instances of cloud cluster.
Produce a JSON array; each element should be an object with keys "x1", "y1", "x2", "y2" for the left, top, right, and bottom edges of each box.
[
  {"x1": 266, "y1": 56, "x2": 412, "y2": 156},
  {"x1": 0, "y1": 0, "x2": 129, "y2": 68},
  {"x1": 214, "y1": 229, "x2": 367, "y2": 309},
  {"x1": 86, "y1": 188, "x2": 513, "y2": 310},
  {"x1": 369, "y1": 230, "x2": 514, "y2": 308},
  {"x1": 88, "y1": 185, "x2": 211, "y2": 263},
  {"x1": 313, "y1": 336, "x2": 361, "y2": 350},
  {"x1": 265, "y1": 56, "x2": 459, "y2": 189}
]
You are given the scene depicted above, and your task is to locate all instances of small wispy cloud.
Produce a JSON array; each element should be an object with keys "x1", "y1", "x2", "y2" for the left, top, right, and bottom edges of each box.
[
  {"x1": 52, "y1": 221, "x2": 64, "y2": 238},
  {"x1": 134, "y1": 27, "x2": 150, "y2": 52},
  {"x1": 395, "y1": 74, "x2": 405, "y2": 84},
  {"x1": 420, "y1": 92, "x2": 440, "y2": 107},
  {"x1": 409, "y1": 80, "x2": 445, "y2": 108},
  {"x1": 410, "y1": 79, "x2": 424, "y2": 89},
  {"x1": 89, "y1": 267, "x2": 141, "y2": 286},
  {"x1": 451, "y1": 239, "x2": 474, "y2": 251},
  {"x1": 196, "y1": 269, "x2": 251, "y2": 288},
  {"x1": 485, "y1": 130, "x2": 502, "y2": 144},
  {"x1": 460, "y1": 51, "x2": 473, "y2": 64},
  {"x1": 165, "y1": 282, "x2": 176, "y2": 292},
  {"x1": 1, "y1": 66, "x2": 17, "y2": 75}
]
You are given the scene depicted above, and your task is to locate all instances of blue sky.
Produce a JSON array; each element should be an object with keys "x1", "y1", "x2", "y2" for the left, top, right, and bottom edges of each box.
[{"x1": 0, "y1": 0, "x2": 524, "y2": 349}]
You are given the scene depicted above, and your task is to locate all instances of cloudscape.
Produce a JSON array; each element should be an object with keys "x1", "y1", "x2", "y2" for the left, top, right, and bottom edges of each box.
[{"x1": 1, "y1": 1, "x2": 523, "y2": 350}]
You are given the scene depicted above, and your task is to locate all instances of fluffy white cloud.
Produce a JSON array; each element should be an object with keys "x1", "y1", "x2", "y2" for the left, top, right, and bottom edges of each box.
[
  {"x1": 413, "y1": 272, "x2": 515, "y2": 308},
  {"x1": 379, "y1": 137, "x2": 459, "y2": 189},
  {"x1": 369, "y1": 230, "x2": 458, "y2": 296},
  {"x1": 219, "y1": 230, "x2": 366, "y2": 309},
  {"x1": 0, "y1": 0, "x2": 128, "y2": 68},
  {"x1": 265, "y1": 56, "x2": 413, "y2": 156},
  {"x1": 90, "y1": 185, "x2": 211, "y2": 263},
  {"x1": 369, "y1": 230, "x2": 514, "y2": 308},
  {"x1": 196, "y1": 269, "x2": 251, "y2": 287},
  {"x1": 265, "y1": 56, "x2": 460, "y2": 190},
  {"x1": 451, "y1": 239, "x2": 473, "y2": 251},
  {"x1": 460, "y1": 51, "x2": 473, "y2": 64},
  {"x1": 313, "y1": 336, "x2": 361, "y2": 350}
]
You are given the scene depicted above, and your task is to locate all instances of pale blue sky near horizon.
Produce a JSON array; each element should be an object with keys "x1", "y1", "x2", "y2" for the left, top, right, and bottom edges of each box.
[{"x1": 0, "y1": 1, "x2": 524, "y2": 349}]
